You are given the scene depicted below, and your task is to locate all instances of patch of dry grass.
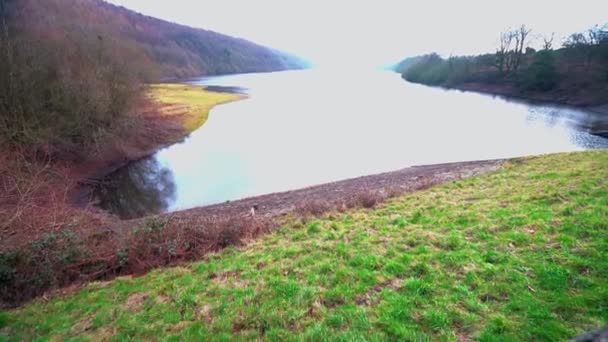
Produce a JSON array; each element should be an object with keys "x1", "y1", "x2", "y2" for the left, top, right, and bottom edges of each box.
[{"x1": 148, "y1": 84, "x2": 244, "y2": 133}]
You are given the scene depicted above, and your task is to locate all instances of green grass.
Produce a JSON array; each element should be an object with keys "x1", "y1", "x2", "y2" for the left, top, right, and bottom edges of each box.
[
  {"x1": 148, "y1": 84, "x2": 244, "y2": 133},
  {"x1": 2, "y1": 151, "x2": 607, "y2": 341}
]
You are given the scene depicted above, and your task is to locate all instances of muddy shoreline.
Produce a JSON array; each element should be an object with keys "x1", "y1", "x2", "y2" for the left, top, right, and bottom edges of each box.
[{"x1": 157, "y1": 159, "x2": 504, "y2": 225}]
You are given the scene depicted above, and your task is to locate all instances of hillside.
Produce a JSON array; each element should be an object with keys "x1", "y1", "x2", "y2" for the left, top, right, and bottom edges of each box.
[
  {"x1": 11, "y1": 0, "x2": 304, "y2": 78},
  {"x1": 2, "y1": 151, "x2": 607, "y2": 340}
]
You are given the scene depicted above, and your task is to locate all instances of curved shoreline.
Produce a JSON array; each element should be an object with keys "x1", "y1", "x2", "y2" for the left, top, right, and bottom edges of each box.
[
  {"x1": 76, "y1": 84, "x2": 246, "y2": 183},
  {"x1": 403, "y1": 78, "x2": 608, "y2": 114},
  {"x1": 1, "y1": 84, "x2": 246, "y2": 250}
]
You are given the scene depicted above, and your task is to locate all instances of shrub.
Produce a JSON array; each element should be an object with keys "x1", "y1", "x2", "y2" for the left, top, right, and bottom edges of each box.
[
  {"x1": 402, "y1": 54, "x2": 480, "y2": 87},
  {"x1": 0, "y1": 2, "x2": 146, "y2": 155},
  {"x1": 355, "y1": 191, "x2": 385, "y2": 209},
  {"x1": 295, "y1": 200, "x2": 332, "y2": 217},
  {"x1": 402, "y1": 54, "x2": 449, "y2": 85},
  {"x1": 517, "y1": 50, "x2": 560, "y2": 91}
]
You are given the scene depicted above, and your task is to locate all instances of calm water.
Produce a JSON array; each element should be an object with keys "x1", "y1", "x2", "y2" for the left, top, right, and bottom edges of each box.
[{"x1": 94, "y1": 68, "x2": 608, "y2": 218}]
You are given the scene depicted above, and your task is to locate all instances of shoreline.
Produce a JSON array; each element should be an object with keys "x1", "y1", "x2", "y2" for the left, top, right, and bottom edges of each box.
[
  {"x1": 456, "y1": 83, "x2": 608, "y2": 112},
  {"x1": 0, "y1": 84, "x2": 246, "y2": 250},
  {"x1": 3, "y1": 157, "x2": 506, "y2": 307},
  {"x1": 77, "y1": 84, "x2": 246, "y2": 185},
  {"x1": 150, "y1": 158, "x2": 504, "y2": 225},
  {"x1": 403, "y1": 78, "x2": 608, "y2": 137},
  {"x1": 414, "y1": 80, "x2": 608, "y2": 114},
  {"x1": 448, "y1": 83, "x2": 608, "y2": 137}
]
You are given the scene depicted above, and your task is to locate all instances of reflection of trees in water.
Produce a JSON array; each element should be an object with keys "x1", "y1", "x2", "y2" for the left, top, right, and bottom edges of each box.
[
  {"x1": 527, "y1": 106, "x2": 599, "y2": 131},
  {"x1": 94, "y1": 157, "x2": 176, "y2": 219}
]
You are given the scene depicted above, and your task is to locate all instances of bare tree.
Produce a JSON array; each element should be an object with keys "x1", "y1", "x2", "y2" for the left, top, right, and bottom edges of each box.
[
  {"x1": 494, "y1": 25, "x2": 532, "y2": 74},
  {"x1": 563, "y1": 25, "x2": 602, "y2": 67},
  {"x1": 542, "y1": 33, "x2": 555, "y2": 51},
  {"x1": 512, "y1": 25, "x2": 532, "y2": 71},
  {"x1": 0, "y1": 0, "x2": 15, "y2": 136},
  {"x1": 495, "y1": 30, "x2": 515, "y2": 74}
]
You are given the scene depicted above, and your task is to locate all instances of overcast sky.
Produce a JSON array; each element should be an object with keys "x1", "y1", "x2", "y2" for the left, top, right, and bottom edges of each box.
[{"x1": 107, "y1": 0, "x2": 607, "y2": 67}]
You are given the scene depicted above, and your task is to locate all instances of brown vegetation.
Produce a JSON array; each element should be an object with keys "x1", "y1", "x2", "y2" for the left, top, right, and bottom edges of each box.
[
  {"x1": 0, "y1": 0, "x2": 301, "y2": 244},
  {"x1": 0, "y1": 97, "x2": 189, "y2": 248},
  {"x1": 0, "y1": 150, "x2": 109, "y2": 247},
  {"x1": 14, "y1": 0, "x2": 302, "y2": 79},
  {"x1": 0, "y1": 212, "x2": 273, "y2": 306}
]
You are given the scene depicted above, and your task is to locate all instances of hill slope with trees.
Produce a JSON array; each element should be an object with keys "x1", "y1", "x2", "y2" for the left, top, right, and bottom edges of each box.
[
  {"x1": 395, "y1": 25, "x2": 608, "y2": 107},
  {"x1": 13, "y1": 0, "x2": 304, "y2": 79}
]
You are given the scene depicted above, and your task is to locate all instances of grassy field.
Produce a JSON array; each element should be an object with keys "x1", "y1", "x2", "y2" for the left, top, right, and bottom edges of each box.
[
  {"x1": 1, "y1": 151, "x2": 607, "y2": 341},
  {"x1": 149, "y1": 84, "x2": 244, "y2": 133}
]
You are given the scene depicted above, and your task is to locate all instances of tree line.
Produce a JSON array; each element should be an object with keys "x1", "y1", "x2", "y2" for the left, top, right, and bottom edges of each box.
[{"x1": 397, "y1": 24, "x2": 608, "y2": 99}]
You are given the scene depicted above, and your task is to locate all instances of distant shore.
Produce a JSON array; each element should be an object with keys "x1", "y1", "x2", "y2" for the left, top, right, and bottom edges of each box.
[{"x1": 451, "y1": 82, "x2": 608, "y2": 112}]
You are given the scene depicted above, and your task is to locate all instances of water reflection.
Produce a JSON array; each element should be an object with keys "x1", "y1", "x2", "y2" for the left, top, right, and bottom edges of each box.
[
  {"x1": 96, "y1": 69, "x2": 608, "y2": 218},
  {"x1": 94, "y1": 158, "x2": 176, "y2": 219}
]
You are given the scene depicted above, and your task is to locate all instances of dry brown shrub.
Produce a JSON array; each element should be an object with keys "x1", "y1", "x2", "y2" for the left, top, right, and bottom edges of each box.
[
  {"x1": 294, "y1": 200, "x2": 332, "y2": 217},
  {"x1": 0, "y1": 210, "x2": 277, "y2": 307},
  {"x1": 355, "y1": 190, "x2": 386, "y2": 209},
  {"x1": 0, "y1": 150, "x2": 106, "y2": 247}
]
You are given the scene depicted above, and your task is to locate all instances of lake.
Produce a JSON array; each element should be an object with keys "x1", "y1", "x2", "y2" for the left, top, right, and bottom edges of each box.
[{"x1": 94, "y1": 68, "x2": 608, "y2": 218}]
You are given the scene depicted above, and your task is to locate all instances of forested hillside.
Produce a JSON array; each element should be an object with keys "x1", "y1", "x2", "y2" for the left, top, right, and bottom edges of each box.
[
  {"x1": 395, "y1": 25, "x2": 608, "y2": 107},
  {"x1": 13, "y1": 0, "x2": 303, "y2": 78}
]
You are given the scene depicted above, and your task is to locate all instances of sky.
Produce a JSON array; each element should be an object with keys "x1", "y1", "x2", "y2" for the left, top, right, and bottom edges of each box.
[{"x1": 107, "y1": 0, "x2": 608, "y2": 67}]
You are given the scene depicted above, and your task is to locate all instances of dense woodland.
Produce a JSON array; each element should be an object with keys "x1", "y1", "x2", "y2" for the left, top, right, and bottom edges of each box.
[
  {"x1": 396, "y1": 25, "x2": 608, "y2": 106},
  {"x1": 22, "y1": 0, "x2": 302, "y2": 78}
]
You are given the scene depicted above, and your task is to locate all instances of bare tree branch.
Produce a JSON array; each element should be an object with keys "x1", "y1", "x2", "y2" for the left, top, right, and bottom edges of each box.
[{"x1": 542, "y1": 33, "x2": 555, "y2": 50}]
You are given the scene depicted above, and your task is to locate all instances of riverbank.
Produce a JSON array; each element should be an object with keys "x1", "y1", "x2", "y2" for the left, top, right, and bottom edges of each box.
[
  {"x1": 75, "y1": 84, "x2": 245, "y2": 181},
  {"x1": 397, "y1": 44, "x2": 608, "y2": 114},
  {"x1": 0, "y1": 156, "x2": 503, "y2": 307},
  {"x1": 3, "y1": 150, "x2": 607, "y2": 340},
  {"x1": 149, "y1": 84, "x2": 245, "y2": 134},
  {"x1": 0, "y1": 84, "x2": 244, "y2": 251},
  {"x1": 446, "y1": 82, "x2": 608, "y2": 113},
  {"x1": 166, "y1": 159, "x2": 503, "y2": 221},
  {"x1": 403, "y1": 78, "x2": 608, "y2": 138}
]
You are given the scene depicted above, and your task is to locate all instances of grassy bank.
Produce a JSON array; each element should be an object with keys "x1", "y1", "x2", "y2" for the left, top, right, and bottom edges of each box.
[
  {"x1": 148, "y1": 84, "x2": 244, "y2": 133},
  {"x1": 2, "y1": 150, "x2": 607, "y2": 340}
]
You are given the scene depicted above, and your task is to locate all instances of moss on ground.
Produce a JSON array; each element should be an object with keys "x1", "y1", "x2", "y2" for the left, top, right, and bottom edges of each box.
[
  {"x1": 2, "y1": 151, "x2": 607, "y2": 341},
  {"x1": 149, "y1": 84, "x2": 243, "y2": 133}
]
